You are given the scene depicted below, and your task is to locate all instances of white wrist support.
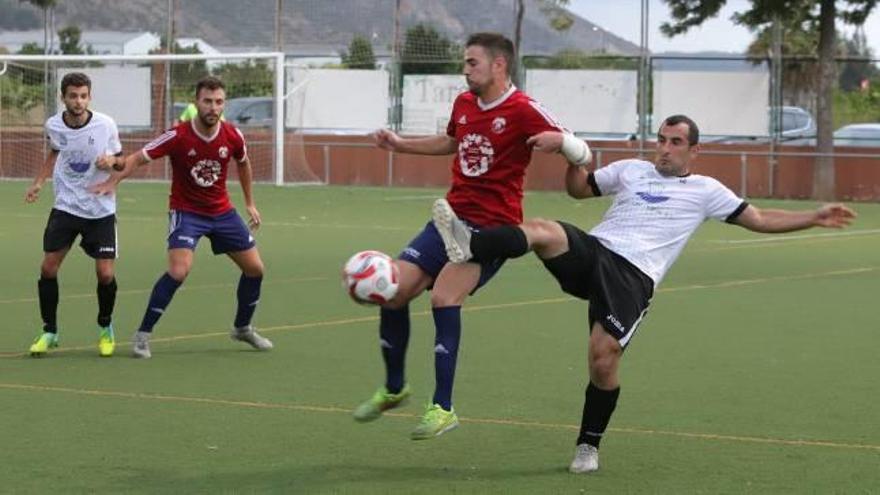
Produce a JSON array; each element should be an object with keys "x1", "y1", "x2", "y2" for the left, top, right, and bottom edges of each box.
[{"x1": 560, "y1": 133, "x2": 592, "y2": 166}]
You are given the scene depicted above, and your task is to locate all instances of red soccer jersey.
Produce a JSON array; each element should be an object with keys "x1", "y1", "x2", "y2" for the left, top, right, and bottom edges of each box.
[
  {"x1": 141, "y1": 121, "x2": 247, "y2": 216},
  {"x1": 445, "y1": 87, "x2": 565, "y2": 227}
]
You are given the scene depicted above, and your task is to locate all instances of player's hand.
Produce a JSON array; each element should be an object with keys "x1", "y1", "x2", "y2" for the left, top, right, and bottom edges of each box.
[
  {"x1": 526, "y1": 131, "x2": 564, "y2": 153},
  {"x1": 372, "y1": 128, "x2": 401, "y2": 151},
  {"x1": 815, "y1": 203, "x2": 856, "y2": 228},
  {"x1": 246, "y1": 205, "x2": 262, "y2": 232},
  {"x1": 24, "y1": 184, "x2": 41, "y2": 203},
  {"x1": 90, "y1": 179, "x2": 117, "y2": 196},
  {"x1": 95, "y1": 155, "x2": 114, "y2": 171}
]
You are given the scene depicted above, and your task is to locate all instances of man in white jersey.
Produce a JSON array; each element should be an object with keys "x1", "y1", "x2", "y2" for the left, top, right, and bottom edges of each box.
[
  {"x1": 432, "y1": 114, "x2": 855, "y2": 473},
  {"x1": 25, "y1": 72, "x2": 125, "y2": 358}
]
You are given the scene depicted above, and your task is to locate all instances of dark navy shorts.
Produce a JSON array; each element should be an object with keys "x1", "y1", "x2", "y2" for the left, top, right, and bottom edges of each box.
[
  {"x1": 167, "y1": 209, "x2": 255, "y2": 254},
  {"x1": 399, "y1": 220, "x2": 504, "y2": 293}
]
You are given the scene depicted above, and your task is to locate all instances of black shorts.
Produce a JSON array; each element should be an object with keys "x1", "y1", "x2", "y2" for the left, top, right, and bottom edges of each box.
[
  {"x1": 43, "y1": 208, "x2": 118, "y2": 259},
  {"x1": 542, "y1": 221, "x2": 654, "y2": 348}
]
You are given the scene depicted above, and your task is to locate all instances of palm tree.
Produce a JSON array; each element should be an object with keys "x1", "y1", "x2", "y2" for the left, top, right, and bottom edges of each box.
[{"x1": 21, "y1": 0, "x2": 57, "y2": 54}]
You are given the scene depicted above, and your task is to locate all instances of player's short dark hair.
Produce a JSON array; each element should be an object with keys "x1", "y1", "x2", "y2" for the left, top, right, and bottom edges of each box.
[
  {"x1": 465, "y1": 32, "x2": 515, "y2": 77},
  {"x1": 60, "y1": 72, "x2": 91, "y2": 96},
  {"x1": 660, "y1": 114, "x2": 700, "y2": 146},
  {"x1": 195, "y1": 76, "x2": 225, "y2": 97}
]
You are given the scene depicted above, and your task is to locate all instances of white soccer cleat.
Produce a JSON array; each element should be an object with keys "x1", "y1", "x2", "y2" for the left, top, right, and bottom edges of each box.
[
  {"x1": 432, "y1": 199, "x2": 473, "y2": 263},
  {"x1": 132, "y1": 331, "x2": 152, "y2": 359},
  {"x1": 231, "y1": 325, "x2": 273, "y2": 351},
  {"x1": 568, "y1": 443, "x2": 599, "y2": 474}
]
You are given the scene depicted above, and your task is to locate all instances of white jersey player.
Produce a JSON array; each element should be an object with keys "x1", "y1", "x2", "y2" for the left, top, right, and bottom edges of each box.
[
  {"x1": 25, "y1": 72, "x2": 125, "y2": 358},
  {"x1": 432, "y1": 114, "x2": 856, "y2": 474}
]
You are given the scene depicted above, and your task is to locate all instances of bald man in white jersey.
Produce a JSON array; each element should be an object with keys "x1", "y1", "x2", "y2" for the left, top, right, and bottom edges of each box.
[{"x1": 432, "y1": 114, "x2": 856, "y2": 474}]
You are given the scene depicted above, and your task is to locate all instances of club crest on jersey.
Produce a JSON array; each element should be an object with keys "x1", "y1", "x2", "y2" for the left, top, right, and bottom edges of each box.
[
  {"x1": 190, "y1": 159, "x2": 221, "y2": 187},
  {"x1": 491, "y1": 117, "x2": 506, "y2": 134},
  {"x1": 218, "y1": 146, "x2": 229, "y2": 159},
  {"x1": 458, "y1": 133, "x2": 494, "y2": 177},
  {"x1": 66, "y1": 150, "x2": 90, "y2": 174},
  {"x1": 188, "y1": 148, "x2": 197, "y2": 157},
  {"x1": 88, "y1": 136, "x2": 95, "y2": 146},
  {"x1": 458, "y1": 115, "x2": 467, "y2": 125}
]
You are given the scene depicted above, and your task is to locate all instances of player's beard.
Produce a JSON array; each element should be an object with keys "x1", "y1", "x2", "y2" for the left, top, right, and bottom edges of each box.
[{"x1": 198, "y1": 112, "x2": 220, "y2": 128}]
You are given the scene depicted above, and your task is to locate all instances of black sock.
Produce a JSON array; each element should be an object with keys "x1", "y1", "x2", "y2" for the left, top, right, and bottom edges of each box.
[
  {"x1": 576, "y1": 382, "x2": 620, "y2": 448},
  {"x1": 471, "y1": 225, "x2": 529, "y2": 262},
  {"x1": 38, "y1": 277, "x2": 59, "y2": 333},
  {"x1": 96, "y1": 278, "x2": 117, "y2": 328}
]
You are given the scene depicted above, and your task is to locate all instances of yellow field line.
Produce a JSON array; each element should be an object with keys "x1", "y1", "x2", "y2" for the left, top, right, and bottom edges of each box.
[
  {"x1": 1, "y1": 382, "x2": 877, "y2": 452},
  {"x1": 1, "y1": 266, "x2": 874, "y2": 358}
]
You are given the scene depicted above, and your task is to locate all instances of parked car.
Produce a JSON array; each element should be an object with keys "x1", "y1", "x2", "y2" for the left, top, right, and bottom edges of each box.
[
  {"x1": 778, "y1": 106, "x2": 816, "y2": 141},
  {"x1": 831, "y1": 123, "x2": 880, "y2": 147},
  {"x1": 224, "y1": 97, "x2": 273, "y2": 127}
]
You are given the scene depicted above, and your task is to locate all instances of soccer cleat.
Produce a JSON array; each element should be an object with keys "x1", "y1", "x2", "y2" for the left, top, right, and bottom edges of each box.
[
  {"x1": 352, "y1": 385, "x2": 412, "y2": 422},
  {"x1": 410, "y1": 403, "x2": 459, "y2": 440},
  {"x1": 29, "y1": 332, "x2": 59, "y2": 357},
  {"x1": 98, "y1": 325, "x2": 115, "y2": 357},
  {"x1": 569, "y1": 443, "x2": 600, "y2": 474},
  {"x1": 432, "y1": 198, "x2": 473, "y2": 263},
  {"x1": 231, "y1": 325, "x2": 273, "y2": 351},
  {"x1": 132, "y1": 331, "x2": 152, "y2": 359}
]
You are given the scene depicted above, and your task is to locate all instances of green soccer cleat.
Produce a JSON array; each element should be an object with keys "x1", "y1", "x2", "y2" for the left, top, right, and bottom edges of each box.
[
  {"x1": 98, "y1": 325, "x2": 115, "y2": 357},
  {"x1": 29, "y1": 332, "x2": 59, "y2": 357},
  {"x1": 352, "y1": 384, "x2": 412, "y2": 422},
  {"x1": 410, "y1": 403, "x2": 459, "y2": 440}
]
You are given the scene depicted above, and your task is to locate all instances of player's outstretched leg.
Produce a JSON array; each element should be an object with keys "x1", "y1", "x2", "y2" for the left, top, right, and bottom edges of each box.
[{"x1": 432, "y1": 199, "x2": 472, "y2": 263}]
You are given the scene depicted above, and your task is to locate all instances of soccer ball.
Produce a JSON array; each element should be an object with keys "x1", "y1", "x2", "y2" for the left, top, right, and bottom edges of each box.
[{"x1": 342, "y1": 250, "x2": 400, "y2": 305}]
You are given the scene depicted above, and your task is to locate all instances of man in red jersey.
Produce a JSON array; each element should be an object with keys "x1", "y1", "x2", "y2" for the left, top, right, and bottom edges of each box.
[
  {"x1": 92, "y1": 76, "x2": 272, "y2": 358},
  {"x1": 352, "y1": 32, "x2": 590, "y2": 439}
]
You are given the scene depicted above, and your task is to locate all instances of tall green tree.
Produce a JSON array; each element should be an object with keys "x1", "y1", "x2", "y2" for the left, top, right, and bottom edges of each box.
[
  {"x1": 400, "y1": 24, "x2": 460, "y2": 75},
  {"x1": 660, "y1": 0, "x2": 877, "y2": 200},
  {"x1": 20, "y1": 0, "x2": 57, "y2": 55},
  {"x1": 342, "y1": 36, "x2": 377, "y2": 70}
]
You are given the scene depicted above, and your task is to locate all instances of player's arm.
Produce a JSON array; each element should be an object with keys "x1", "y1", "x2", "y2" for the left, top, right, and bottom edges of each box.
[
  {"x1": 236, "y1": 155, "x2": 262, "y2": 231},
  {"x1": 90, "y1": 151, "x2": 151, "y2": 195},
  {"x1": 372, "y1": 129, "x2": 457, "y2": 155},
  {"x1": 733, "y1": 203, "x2": 856, "y2": 233},
  {"x1": 526, "y1": 131, "x2": 596, "y2": 199},
  {"x1": 25, "y1": 149, "x2": 59, "y2": 203}
]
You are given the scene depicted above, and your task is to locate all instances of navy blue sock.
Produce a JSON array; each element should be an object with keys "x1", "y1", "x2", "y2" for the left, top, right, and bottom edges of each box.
[
  {"x1": 431, "y1": 306, "x2": 462, "y2": 410},
  {"x1": 138, "y1": 273, "x2": 182, "y2": 333},
  {"x1": 380, "y1": 306, "x2": 410, "y2": 394},
  {"x1": 234, "y1": 274, "x2": 263, "y2": 328}
]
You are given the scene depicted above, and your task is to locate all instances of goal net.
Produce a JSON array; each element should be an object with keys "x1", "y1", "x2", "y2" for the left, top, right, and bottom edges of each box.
[{"x1": 0, "y1": 52, "x2": 323, "y2": 185}]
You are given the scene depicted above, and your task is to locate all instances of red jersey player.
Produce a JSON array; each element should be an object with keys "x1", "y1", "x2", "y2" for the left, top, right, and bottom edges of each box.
[
  {"x1": 352, "y1": 32, "x2": 587, "y2": 439},
  {"x1": 93, "y1": 76, "x2": 272, "y2": 358}
]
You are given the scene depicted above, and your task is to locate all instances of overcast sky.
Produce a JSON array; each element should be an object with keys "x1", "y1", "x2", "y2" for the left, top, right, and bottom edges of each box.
[{"x1": 568, "y1": 0, "x2": 880, "y2": 56}]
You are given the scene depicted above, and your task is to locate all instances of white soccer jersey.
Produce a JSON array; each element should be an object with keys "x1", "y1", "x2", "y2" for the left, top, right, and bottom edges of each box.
[
  {"x1": 589, "y1": 159, "x2": 746, "y2": 285},
  {"x1": 45, "y1": 110, "x2": 122, "y2": 219}
]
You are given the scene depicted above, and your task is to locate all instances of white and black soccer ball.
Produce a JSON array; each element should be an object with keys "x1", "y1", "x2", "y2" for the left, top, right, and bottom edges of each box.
[{"x1": 342, "y1": 250, "x2": 400, "y2": 305}]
